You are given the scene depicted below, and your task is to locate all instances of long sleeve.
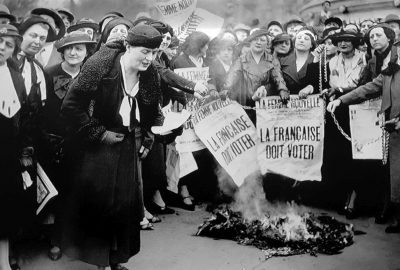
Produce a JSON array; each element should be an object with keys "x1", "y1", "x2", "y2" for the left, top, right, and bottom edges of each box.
[
  {"x1": 339, "y1": 74, "x2": 383, "y2": 105},
  {"x1": 270, "y1": 58, "x2": 289, "y2": 94},
  {"x1": 222, "y1": 57, "x2": 242, "y2": 92}
]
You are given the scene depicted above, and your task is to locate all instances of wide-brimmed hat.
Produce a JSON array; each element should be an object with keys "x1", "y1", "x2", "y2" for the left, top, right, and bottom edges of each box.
[
  {"x1": 67, "y1": 18, "x2": 99, "y2": 33},
  {"x1": 57, "y1": 8, "x2": 75, "y2": 23},
  {"x1": 30, "y1": 7, "x2": 65, "y2": 39},
  {"x1": 317, "y1": 26, "x2": 340, "y2": 43},
  {"x1": 324, "y1": 16, "x2": 343, "y2": 28},
  {"x1": 331, "y1": 28, "x2": 363, "y2": 46},
  {"x1": 283, "y1": 16, "x2": 305, "y2": 32},
  {"x1": 0, "y1": 23, "x2": 22, "y2": 42},
  {"x1": 0, "y1": 4, "x2": 16, "y2": 23},
  {"x1": 365, "y1": 23, "x2": 396, "y2": 44},
  {"x1": 18, "y1": 15, "x2": 57, "y2": 42},
  {"x1": 126, "y1": 24, "x2": 162, "y2": 49},
  {"x1": 245, "y1": 28, "x2": 269, "y2": 43},
  {"x1": 384, "y1": 14, "x2": 400, "y2": 25},
  {"x1": 99, "y1": 11, "x2": 124, "y2": 33},
  {"x1": 56, "y1": 31, "x2": 96, "y2": 52}
]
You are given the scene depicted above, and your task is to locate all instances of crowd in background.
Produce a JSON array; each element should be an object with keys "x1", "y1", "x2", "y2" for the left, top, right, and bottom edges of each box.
[{"x1": 1, "y1": 0, "x2": 400, "y2": 269}]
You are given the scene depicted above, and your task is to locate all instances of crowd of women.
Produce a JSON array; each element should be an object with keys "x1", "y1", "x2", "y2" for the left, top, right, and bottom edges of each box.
[{"x1": 1, "y1": 1, "x2": 400, "y2": 269}]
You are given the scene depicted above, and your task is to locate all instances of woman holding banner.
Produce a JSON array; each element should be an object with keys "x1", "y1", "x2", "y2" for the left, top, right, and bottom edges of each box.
[
  {"x1": 222, "y1": 28, "x2": 289, "y2": 123},
  {"x1": 327, "y1": 24, "x2": 400, "y2": 233},
  {"x1": 170, "y1": 31, "x2": 221, "y2": 210}
]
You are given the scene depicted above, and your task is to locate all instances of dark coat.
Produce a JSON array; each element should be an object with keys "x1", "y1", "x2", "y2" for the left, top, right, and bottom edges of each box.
[
  {"x1": 58, "y1": 42, "x2": 163, "y2": 266},
  {"x1": 340, "y1": 47, "x2": 400, "y2": 203},
  {"x1": 0, "y1": 59, "x2": 34, "y2": 237},
  {"x1": 279, "y1": 51, "x2": 319, "y2": 94}
]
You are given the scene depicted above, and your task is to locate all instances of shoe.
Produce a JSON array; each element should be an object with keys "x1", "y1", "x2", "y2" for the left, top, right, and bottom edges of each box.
[
  {"x1": 48, "y1": 246, "x2": 62, "y2": 261},
  {"x1": 181, "y1": 196, "x2": 195, "y2": 211},
  {"x1": 110, "y1": 264, "x2": 129, "y2": 270},
  {"x1": 147, "y1": 202, "x2": 175, "y2": 215},
  {"x1": 385, "y1": 224, "x2": 400, "y2": 233},
  {"x1": 140, "y1": 218, "x2": 154, "y2": 230}
]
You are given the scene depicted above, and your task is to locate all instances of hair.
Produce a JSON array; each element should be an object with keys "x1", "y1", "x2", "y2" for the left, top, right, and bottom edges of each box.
[
  {"x1": 215, "y1": 38, "x2": 236, "y2": 54},
  {"x1": 181, "y1": 31, "x2": 210, "y2": 57},
  {"x1": 295, "y1": 27, "x2": 317, "y2": 51},
  {"x1": 322, "y1": 1, "x2": 331, "y2": 6},
  {"x1": 60, "y1": 43, "x2": 95, "y2": 63}
]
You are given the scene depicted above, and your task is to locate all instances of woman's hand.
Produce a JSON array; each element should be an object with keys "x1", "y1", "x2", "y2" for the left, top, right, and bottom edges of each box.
[
  {"x1": 327, "y1": 99, "x2": 341, "y2": 113},
  {"x1": 279, "y1": 90, "x2": 290, "y2": 104},
  {"x1": 194, "y1": 82, "x2": 208, "y2": 96},
  {"x1": 312, "y1": 44, "x2": 325, "y2": 63},
  {"x1": 384, "y1": 117, "x2": 400, "y2": 133},
  {"x1": 298, "y1": 85, "x2": 313, "y2": 99},
  {"x1": 101, "y1": 131, "x2": 125, "y2": 145},
  {"x1": 252, "y1": 86, "x2": 267, "y2": 101}
]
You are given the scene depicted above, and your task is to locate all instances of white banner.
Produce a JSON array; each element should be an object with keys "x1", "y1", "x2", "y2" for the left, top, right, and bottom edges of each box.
[
  {"x1": 173, "y1": 67, "x2": 209, "y2": 153},
  {"x1": 192, "y1": 99, "x2": 259, "y2": 186},
  {"x1": 151, "y1": 0, "x2": 197, "y2": 30},
  {"x1": 256, "y1": 95, "x2": 325, "y2": 181},
  {"x1": 175, "y1": 8, "x2": 224, "y2": 43},
  {"x1": 349, "y1": 97, "x2": 383, "y2": 159}
]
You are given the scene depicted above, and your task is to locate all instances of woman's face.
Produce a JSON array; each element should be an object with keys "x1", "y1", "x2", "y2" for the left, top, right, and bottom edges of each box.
[
  {"x1": 268, "y1": 25, "x2": 283, "y2": 38},
  {"x1": 107, "y1": 24, "x2": 128, "y2": 43},
  {"x1": 217, "y1": 46, "x2": 233, "y2": 63},
  {"x1": 337, "y1": 40, "x2": 354, "y2": 54},
  {"x1": 125, "y1": 45, "x2": 156, "y2": 71},
  {"x1": 159, "y1": 32, "x2": 171, "y2": 52},
  {"x1": 274, "y1": 40, "x2": 291, "y2": 55},
  {"x1": 0, "y1": 36, "x2": 16, "y2": 65},
  {"x1": 250, "y1": 35, "x2": 268, "y2": 54},
  {"x1": 295, "y1": 32, "x2": 312, "y2": 51},
  {"x1": 21, "y1": 24, "x2": 49, "y2": 56},
  {"x1": 165, "y1": 46, "x2": 177, "y2": 60},
  {"x1": 324, "y1": 38, "x2": 337, "y2": 56},
  {"x1": 360, "y1": 21, "x2": 374, "y2": 35},
  {"x1": 222, "y1": 32, "x2": 236, "y2": 42},
  {"x1": 63, "y1": 44, "x2": 87, "y2": 66},
  {"x1": 369, "y1": 27, "x2": 390, "y2": 52}
]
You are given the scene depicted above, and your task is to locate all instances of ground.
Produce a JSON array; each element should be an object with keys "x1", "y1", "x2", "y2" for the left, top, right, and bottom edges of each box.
[{"x1": 17, "y1": 205, "x2": 400, "y2": 270}]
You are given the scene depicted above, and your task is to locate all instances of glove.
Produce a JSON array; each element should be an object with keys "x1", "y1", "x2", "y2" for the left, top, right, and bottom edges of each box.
[
  {"x1": 194, "y1": 82, "x2": 208, "y2": 96},
  {"x1": 279, "y1": 90, "x2": 290, "y2": 104},
  {"x1": 252, "y1": 86, "x2": 267, "y2": 101},
  {"x1": 101, "y1": 131, "x2": 125, "y2": 145}
]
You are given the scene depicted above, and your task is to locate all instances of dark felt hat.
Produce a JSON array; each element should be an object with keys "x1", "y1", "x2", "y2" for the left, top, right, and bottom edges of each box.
[
  {"x1": 272, "y1": 33, "x2": 291, "y2": 46},
  {"x1": 318, "y1": 26, "x2": 340, "y2": 43},
  {"x1": 56, "y1": 31, "x2": 96, "y2": 52},
  {"x1": 126, "y1": 24, "x2": 162, "y2": 49},
  {"x1": 384, "y1": 14, "x2": 400, "y2": 25},
  {"x1": 245, "y1": 28, "x2": 269, "y2": 43},
  {"x1": 0, "y1": 4, "x2": 16, "y2": 23},
  {"x1": 99, "y1": 11, "x2": 124, "y2": 33},
  {"x1": 146, "y1": 20, "x2": 174, "y2": 36},
  {"x1": 0, "y1": 23, "x2": 22, "y2": 42},
  {"x1": 30, "y1": 7, "x2": 65, "y2": 39},
  {"x1": 18, "y1": 15, "x2": 57, "y2": 42},
  {"x1": 324, "y1": 16, "x2": 343, "y2": 28},
  {"x1": 99, "y1": 17, "x2": 133, "y2": 44},
  {"x1": 266, "y1": 20, "x2": 283, "y2": 31},
  {"x1": 67, "y1": 18, "x2": 99, "y2": 33},
  {"x1": 56, "y1": 8, "x2": 75, "y2": 23},
  {"x1": 331, "y1": 28, "x2": 363, "y2": 46}
]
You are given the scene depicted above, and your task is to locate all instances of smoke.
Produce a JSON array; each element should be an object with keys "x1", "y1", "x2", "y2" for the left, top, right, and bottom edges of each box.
[{"x1": 214, "y1": 167, "x2": 307, "y2": 222}]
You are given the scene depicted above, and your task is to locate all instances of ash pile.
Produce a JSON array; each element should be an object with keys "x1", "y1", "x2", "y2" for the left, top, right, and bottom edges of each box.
[{"x1": 196, "y1": 205, "x2": 354, "y2": 259}]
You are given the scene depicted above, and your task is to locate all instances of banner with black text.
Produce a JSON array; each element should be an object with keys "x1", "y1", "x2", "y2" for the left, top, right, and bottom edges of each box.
[{"x1": 256, "y1": 95, "x2": 325, "y2": 181}]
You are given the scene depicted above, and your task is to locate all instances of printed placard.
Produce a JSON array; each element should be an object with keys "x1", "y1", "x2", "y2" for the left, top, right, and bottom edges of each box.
[{"x1": 256, "y1": 95, "x2": 325, "y2": 181}]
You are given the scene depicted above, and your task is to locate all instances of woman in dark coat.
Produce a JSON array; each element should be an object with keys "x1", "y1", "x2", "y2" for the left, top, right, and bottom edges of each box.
[
  {"x1": 0, "y1": 24, "x2": 32, "y2": 270},
  {"x1": 42, "y1": 31, "x2": 96, "y2": 260},
  {"x1": 59, "y1": 24, "x2": 164, "y2": 270}
]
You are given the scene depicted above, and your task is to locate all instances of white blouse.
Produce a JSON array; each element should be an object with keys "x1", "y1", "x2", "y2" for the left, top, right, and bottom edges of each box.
[{"x1": 0, "y1": 64, "x2": 21, "y2": 118}]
